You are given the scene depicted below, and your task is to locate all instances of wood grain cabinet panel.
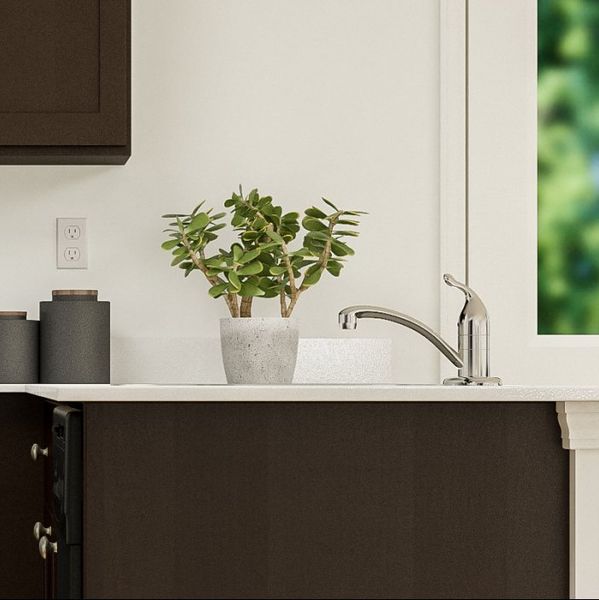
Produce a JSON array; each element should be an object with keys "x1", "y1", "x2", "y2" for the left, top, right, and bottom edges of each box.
[
  {"x1": 0, "y1": 394, "x2": 46, "y2": 600},
  {"x1": 0, "y1": 0, "x2": 130, "y2": 164},
  {"x1": 83, "y1": 402, "x2": 569, "y2": 600}
]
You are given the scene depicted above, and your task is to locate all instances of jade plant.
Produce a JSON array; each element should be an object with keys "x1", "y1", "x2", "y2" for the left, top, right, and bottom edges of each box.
[{"x1": 161, "y1": 187, "x2": 365, "y2": 318}]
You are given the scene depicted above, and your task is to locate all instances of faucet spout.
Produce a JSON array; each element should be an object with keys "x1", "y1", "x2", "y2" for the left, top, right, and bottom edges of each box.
[{"x1": 338, "y1": 305, "x2": 463, "y2": 368}]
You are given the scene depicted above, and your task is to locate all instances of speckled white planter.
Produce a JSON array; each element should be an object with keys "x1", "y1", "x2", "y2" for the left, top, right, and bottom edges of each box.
[{"x1": 220, "y1": 317, "x2": 299, "y2": 384}]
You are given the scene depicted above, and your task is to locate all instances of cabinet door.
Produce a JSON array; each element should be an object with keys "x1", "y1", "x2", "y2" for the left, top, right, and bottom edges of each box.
[
  {"x1": 83, "y1": 402, "x2": 568, "y2": 600},
  {"x1": 0, "y1": 0, "x2": 130, "y2": 164},
  {"x1": 0, "y1": 394, "x2": 45, "y2": 599}
]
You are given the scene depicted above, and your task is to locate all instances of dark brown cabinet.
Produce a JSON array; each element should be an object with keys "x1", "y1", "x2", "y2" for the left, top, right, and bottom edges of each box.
[
  {"x1": 0, "y1": 394, "x2": 46, "y2": 599},
  {"x1": 0, "y1": 0, "x2": 130, "y2": 164},
  {"x1": 0, "y1": 398, "x2": 570, "y2": 599},
  {"x1": 82, "y1": 402, "x2": 569, "y2": 600}
]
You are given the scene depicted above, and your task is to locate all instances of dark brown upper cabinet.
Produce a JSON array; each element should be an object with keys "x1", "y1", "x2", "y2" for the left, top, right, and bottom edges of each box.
[{"x1": 0, "y1": 0, "x2": 130, "y2": 165}]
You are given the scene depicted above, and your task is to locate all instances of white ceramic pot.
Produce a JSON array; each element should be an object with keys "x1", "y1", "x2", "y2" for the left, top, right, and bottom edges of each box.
[{"x1": 220, "y1": 317, "x2": 299, "y2": 384}]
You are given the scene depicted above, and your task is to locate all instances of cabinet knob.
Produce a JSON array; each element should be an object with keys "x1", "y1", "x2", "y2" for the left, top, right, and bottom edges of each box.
[
  {"x1": 38, "y1": 536, "x2": 57, "y2": 560},
  {"x1": 30, "y1": 443, "x2": 48, "y2": 461},
  {"x1": 33, "y1": 522, "x2": 52, "y2": 541}
]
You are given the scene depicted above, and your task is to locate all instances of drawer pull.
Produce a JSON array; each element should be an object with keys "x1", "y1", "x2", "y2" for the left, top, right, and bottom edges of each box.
[
  {"x1": 30, "y1": 443, "x2": 48, "y2": 461},
  {"x1": 33, "y1": 522, "x2": 52, "y2": 541},
  {"x1": 38, "y1": 536, "x2": 57, "y2": 560}
]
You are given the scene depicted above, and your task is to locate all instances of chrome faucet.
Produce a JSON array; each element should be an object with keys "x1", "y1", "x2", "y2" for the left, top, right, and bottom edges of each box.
[{"x1": 338, "y1": 274, "x2": 502, "y2": 386}]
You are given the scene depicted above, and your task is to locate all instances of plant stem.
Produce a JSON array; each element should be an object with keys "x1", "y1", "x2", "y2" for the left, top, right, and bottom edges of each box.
[
  {"x1": 280, "y1": 241, "x2": 297, "y2": 307},
  {"x1": 240, "y1": 296, "x2": 253, "y2": 317},
  {"x1": 279, "y1": 288, "x2": 287, "y2": 317},
  {"x1": 180, "y1": 232, "x2": 239, "y2": 317},
  {"x1": 237, "y1": 194, "x2": 297, "y2": 318},
  {"x1": 285, "y1": 215, "x2": 337, "y2": 317}
]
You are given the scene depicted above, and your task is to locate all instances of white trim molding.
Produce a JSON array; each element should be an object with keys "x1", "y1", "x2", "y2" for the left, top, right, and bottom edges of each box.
[
  {"x1": 557, "y1": 402, "x2": 599, "y2": 450},
  {"x1": 557, "y1": 402, "x2": 599, "y2": 599},
  {"x1": 439, "y1": 0, "x2": 467, "y2": 381}
]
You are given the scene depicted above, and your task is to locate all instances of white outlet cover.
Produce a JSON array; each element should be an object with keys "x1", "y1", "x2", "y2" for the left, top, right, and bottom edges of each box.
[{"x1": 57, "y1": 217, "x2": 88, "y2": 269}]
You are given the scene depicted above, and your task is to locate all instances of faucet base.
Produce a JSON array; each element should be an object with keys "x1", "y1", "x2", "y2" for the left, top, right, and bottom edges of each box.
[{"x1": 443, "y1": 376, "x2": 503, "y2": 386}]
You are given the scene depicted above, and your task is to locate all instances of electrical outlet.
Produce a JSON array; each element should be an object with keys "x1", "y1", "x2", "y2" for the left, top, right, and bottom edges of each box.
[
  {"x1": 64, "y1": 225, "x2": 81, "y2": 240},
  {"x1": 64, "y1": 247, "x2": 81, "y2": 262},
  {"x1": 57, "y1": 218, "x2": 87, "y2": 269}
]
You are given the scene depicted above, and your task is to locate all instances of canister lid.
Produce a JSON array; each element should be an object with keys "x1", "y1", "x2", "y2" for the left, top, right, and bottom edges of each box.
[
  {"x1": 52, "y1": 289, "x2": 98, "y2": 299},
  {"x1": 0, "y1": 311, "x2": 27, "y2": 320},
  {"x1": 51, "y1": 289, "x2": 99, "y2": 302}
]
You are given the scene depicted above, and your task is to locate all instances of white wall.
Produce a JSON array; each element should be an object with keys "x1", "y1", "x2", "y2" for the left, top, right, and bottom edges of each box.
[{"x1": 0, "y1": 0, "x2": 441, "y2": 383}]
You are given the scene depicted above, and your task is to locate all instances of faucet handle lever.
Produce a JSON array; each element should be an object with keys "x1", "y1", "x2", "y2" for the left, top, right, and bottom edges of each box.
[
  {"x1": 443, "y1": 273, "x2": 488, "y2": 319},
  {"x1": 443, "y1": 273, "x2": 473, "y2": 300}
]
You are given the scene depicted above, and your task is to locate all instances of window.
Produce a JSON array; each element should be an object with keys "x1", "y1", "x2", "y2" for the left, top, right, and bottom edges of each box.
[{"x1": 538, "y1": 0, "x2": 599, "y2": 333}]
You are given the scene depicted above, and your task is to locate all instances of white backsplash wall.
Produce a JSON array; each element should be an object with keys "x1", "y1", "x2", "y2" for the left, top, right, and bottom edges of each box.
[{"x1": 0, "y1": 0, "x2": 440, "y2": 384}]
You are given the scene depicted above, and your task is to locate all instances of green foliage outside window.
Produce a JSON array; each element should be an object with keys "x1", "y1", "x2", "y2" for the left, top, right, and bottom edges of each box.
[{"x1": 539, "y1": 0, "x2": 599, "y2": 332}]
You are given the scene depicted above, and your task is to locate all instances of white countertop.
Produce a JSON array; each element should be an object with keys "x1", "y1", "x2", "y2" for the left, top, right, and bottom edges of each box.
[{"x1": 1, "y1": 383, "x2": 599, "y2": 402}]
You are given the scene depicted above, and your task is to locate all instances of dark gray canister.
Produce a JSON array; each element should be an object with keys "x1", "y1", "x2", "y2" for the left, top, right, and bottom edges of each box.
[
  {"x1": 40, "y1": 290, "x2": 110, "y2": 383},
  {"x1": 0, "y1": 312, "x2": 39, "y2": 383}
]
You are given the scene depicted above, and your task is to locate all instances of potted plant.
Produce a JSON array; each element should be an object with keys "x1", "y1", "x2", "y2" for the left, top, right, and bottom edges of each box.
[{"x1": 161, "y1": 187, "x2": 365, "y2": 384}]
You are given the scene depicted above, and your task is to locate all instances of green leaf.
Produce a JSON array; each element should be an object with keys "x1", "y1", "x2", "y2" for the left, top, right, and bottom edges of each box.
[
  {"x1": 237, "y1": 261, "x2": 263, "y2": 276},
  {"x1": 303, "y1": 266, "x2": 323, "y2": 286},
  {"x1": 293, "y1": 259, "x2": 318, "y2": 269},
  {"x1": 239, "y1": 283, "x2": 265, "y2": 297},
  {"x1": 252, "y1": 217, "x2": 268, "y2": 230},
  {"x1": 238, "y1": 248, "x2": 261, "y2": 264},
  {"x1": 321, "y1": 197, "x2": 339, "y2": 211},
  {"x1": 161, "y1": 239, "x2": 180, "y2": 250},
  {"x1": 261, "y1": 203, "x2": 275, "y2": 217},
  {"x1": 269, "y1": 265, "x2": 288, "y2": 276},
  {"x1": 258, "y1": 252, "x2": 275, "y2": 266},
  {"x1": 188, "y1": 212, "x2": 210, "y2": 232},
  {"x1": 289, "y1": 248, "x2": 312, "y2": 257},
  {"x1": 209, "y1": 283, "x2": 229, "y2": 298},
  {"x1": 337, "y1": 219, "x2": 360, "y2": 226},
  {"x1": 302, "y1": 217, "x2": 327, "y2": 231},
  {"x1": 282, "y1": 211, "x2": 300, "y2": 222},
  {"x1": 326, "y1": 260, "x2": 343, "y2": 276},
  {"x1": 305, "y1": 242, "x2": 326, "y2": 256},
  {"x1": 258, "y1": 241, "x2": 282, "y2": 250},
  {"x1": 161, "y1": 213, "x2": 186, "y2": 218},
  {"x1": 190, "y1": 201, "x2": 205, "y2": 215},
  {"x1": 228, "y1": 270, "x2": 242, "y2": 292},
  {"x1": 231, "y1": 213, "x2": 244, "y2": 227},
  {"x1": 232, "y1": 245, "x2": 243, "y2": 263},
  {"x1": 305, "y1": 207, "x2": 327, "y2": 219},
  {"x1": 170, "y1": 254, "x2": 187, "y2": 266},
  {"x1": 305, "y1": 231, "x2": 330, "y2": 242},
  {"x1": 334, "y1": 230, "x2": 359, "y2": 237},
  {"x1": 265, "y1": 230, "x2": 284, "y2": 244},
  {"x1": 205, "y1": 256, "x2": 225, "y2": 268},
  {"x1": 330, "y1": 239, "x2": 354, "y2": 256},
  {"x1": 261, "y1": 288, "x2": 280, "y2": 298}
]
